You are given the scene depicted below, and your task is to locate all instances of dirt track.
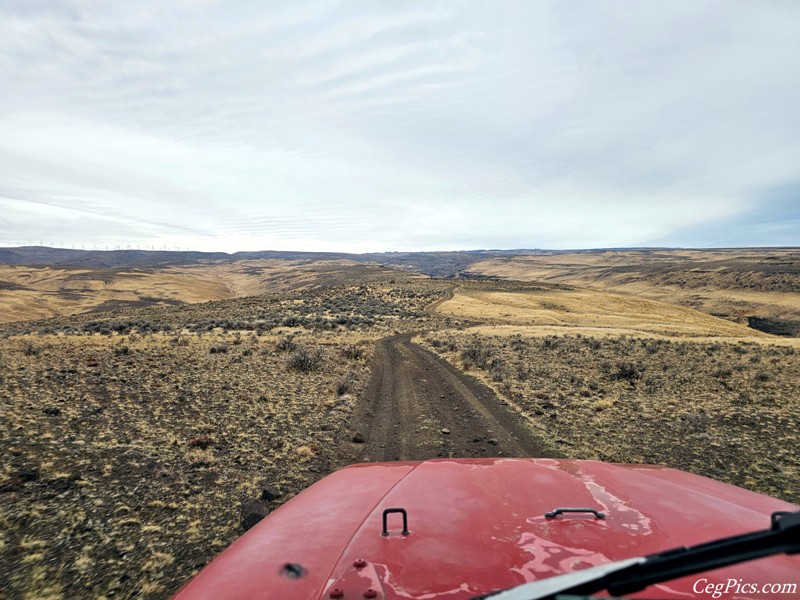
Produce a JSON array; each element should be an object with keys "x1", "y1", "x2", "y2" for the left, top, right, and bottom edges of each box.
[{"x1": 351, "y1": 333, "x2": 558, "y2": 462}]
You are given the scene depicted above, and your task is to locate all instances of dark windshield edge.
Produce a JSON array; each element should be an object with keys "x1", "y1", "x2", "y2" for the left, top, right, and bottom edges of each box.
[{"x1": 474, "y1": 510, "x2": 800, "y2": 600}]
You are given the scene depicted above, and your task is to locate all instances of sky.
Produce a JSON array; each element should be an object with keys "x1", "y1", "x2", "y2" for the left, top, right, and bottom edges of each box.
[{"x1": 1, "y1": 1, "x2": 799, "y2": 253}]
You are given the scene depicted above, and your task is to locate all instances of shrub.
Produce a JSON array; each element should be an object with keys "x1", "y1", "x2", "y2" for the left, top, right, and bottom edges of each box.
[
  {"x1": 187, "y1": 449, "x2": 215, "y2": 467},
  {"x1": 340, "y1": 345, "x2": 364, "y2": 360},
  {"x1": 489, "y1": 360, "x2": 507, "y2": 382},
  {"x1": 460, "y1": 344, "x2": 490, "y2": 370},
  {"x1": 680, "y1": 410, "x2": 709, "y2": 433},
  {"x1": 276, "y1": 337, "x2": 296, "y2": 353},
  {"x1": 610, "y1": 362, "x2": 645, "y2": 384},
  {"x1": 188, "y1": 435, "x2": 216, "y2": 449},
  {"x1": 287, "y1": 348, "x2": 323, "y2": 372},
  {"x1": 335, "y1": 375, "x2": 352, "y2": 396},
  {"x1": 21, "y1": 340, "x2": 39, "y2": 356},
  {"x1": 713, "y1": 368, "x2": 733, "y2": 379},
  {"x1": 542, "y1": 337, "x2": 560, "y2": 349},
  {"x1": 110, "y1": 321, "x2": 132, "y2": 334},
  {"x1": 296, "y1": 445, "x2": 314, "y2": 457}
]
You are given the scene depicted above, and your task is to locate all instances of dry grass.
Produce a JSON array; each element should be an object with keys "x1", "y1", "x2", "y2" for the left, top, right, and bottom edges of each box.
[
  {"x1": 0, "y1": 330, "x2": 370, "y2": 598},
  {"x1": 0, "y1": 260, "x2": 426, "y2": 324},
  {"x1": 0, "y1": 276, "x2": 450, "y2": 599},
  {"x1": 465, "y1": 248, "x2": 800, "y2": 333},
  {"x1": 419, "y1": 331, "x2": 800, "y2": 503},
  {"x1": 436, "y1": 286, "x2": 767, "y2": 338},
  {"x1": 423, "y1": 277, "x2": 799, "y2": 501}
]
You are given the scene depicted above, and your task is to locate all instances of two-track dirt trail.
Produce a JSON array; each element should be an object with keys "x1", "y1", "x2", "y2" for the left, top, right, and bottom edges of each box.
[{"x1": 350, "y1": 333, "x2": 558, "y2": 462}]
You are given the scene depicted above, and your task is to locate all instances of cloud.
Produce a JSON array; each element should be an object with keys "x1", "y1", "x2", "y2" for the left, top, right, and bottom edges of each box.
[
  {"x1": 0, "y1": 0, "x2": 798, "y2": 252},
  {"x1": 658, "y1": 181, "x2": 800, "y2": 247}
]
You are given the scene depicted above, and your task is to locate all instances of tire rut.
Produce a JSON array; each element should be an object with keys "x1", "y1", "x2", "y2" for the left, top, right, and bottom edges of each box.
[{"x1": 350, "y1": 333, "x2": 559, "y2": 462}]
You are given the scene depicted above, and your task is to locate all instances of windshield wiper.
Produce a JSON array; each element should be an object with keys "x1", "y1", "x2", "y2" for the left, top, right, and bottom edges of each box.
[{"x1": 475, "y1": 510, "x2": 800, "y2": 600}]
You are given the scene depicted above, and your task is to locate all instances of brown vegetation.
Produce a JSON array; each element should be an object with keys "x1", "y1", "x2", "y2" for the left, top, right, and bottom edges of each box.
[
  {"x1": 464, "y1": 248, "x2": 800, "y2": 336},
  {"x1": 435, "y1": 282, "x2": 768, "y2": 338},
  {"x1": 0, "y1": 260, "x2": 428, "y2": 324},
  {"x1": 419, "y1": 331, "x2": 800, "y2": 503},
  {"x1": 0, "y1": 276, "x2": 451, "y2": 598}
]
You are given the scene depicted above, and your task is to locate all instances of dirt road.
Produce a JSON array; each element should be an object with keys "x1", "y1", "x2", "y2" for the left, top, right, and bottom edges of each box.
[{"x1": 351, "y1": 334, "x2": 558, "y2": 462}]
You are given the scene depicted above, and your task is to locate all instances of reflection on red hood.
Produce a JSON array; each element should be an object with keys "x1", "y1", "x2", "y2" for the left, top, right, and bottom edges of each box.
[{"x1": 175, "y1": 458, "x2": 799, "y2": 599}]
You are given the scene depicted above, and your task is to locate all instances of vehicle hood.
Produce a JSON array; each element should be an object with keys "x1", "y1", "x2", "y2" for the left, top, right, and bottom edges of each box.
[{"x1": 175, "y1": 458, "x2": 798, "y2": 599}]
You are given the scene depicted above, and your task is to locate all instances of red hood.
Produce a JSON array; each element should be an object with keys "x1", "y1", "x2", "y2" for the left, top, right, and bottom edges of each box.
[{"x1": 175, "y1": 458, "x2": 798, "y2": 599}]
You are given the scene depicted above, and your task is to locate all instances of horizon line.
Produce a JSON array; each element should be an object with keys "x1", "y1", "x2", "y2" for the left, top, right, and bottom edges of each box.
[{"x1": 3, "y1": 244, "x2": 799, "y2": 255}]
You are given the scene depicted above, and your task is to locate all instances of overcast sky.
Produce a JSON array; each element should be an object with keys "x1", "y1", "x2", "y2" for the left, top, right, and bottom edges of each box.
[{"x1": 1, "y1": 1, "x2": 799, "y2": 252}]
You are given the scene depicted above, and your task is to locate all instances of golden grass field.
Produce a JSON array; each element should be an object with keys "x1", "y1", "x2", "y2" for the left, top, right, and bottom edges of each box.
[
  {"x1": 465, "y1": 248, "x2": 800, "y2": 329},
  {"x1": 0, "y1": 259, "x2": 385, "y2": 324},
  {"x1": 436, "y1": 284, "x2": 769, "y2": 338}
]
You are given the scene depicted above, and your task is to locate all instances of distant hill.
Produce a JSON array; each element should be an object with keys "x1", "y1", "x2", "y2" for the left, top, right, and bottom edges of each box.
[
  {"x1": 0, "y1": 247, "x2": 229, "y2": 268},
  {"x1": 0, "y1": 246, "x2": 548, "y2": 277},
  {"x1": 1, "y1": 246, "x2": 799, "y2": 333}
]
